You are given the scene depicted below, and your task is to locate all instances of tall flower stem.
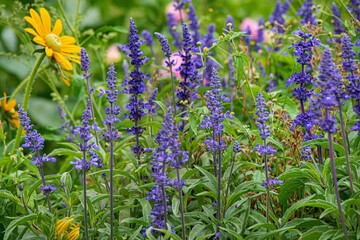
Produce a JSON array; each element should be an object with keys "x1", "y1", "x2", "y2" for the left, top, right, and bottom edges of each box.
[
  {"x1": 86, "y1": 79, "x2": 100, "y2": 146},
  {"x1": 82, "y1": 154, "x2": 89, "y2": 240},
  {"x1": 263, "y1": 140, "x2": 270, "y2": 224},
  {"x1": 150, "y1": 46, "x2": 160, "y2": 74},
  {"x1": 109, "y1": 139, "x2": 114, "y2": 240},
  {"x1": 327, "y1": 129, "x2": 348, "y2": 240},
  {"x1": 162, "y1": 159, "x2": 168, "y2": 229},
  {"x1": 309, "y1": 155, "x2": 325, "y2": 186},
  {"x1": 176, "y1": 169, "x2": 186, "y2": 239},
  {"x1": 39, "y1": 165, "x2": 52, "y2": 213},
  {"x1": 223, "y1": 153, "x2": 236, "y2": 218},
  {"x1": 12, "y1": 52, "x2": 46, "y2": 154},
  {"x1": 213, "y1": 131, "x2": 218, "y2": 177},
  {"x1": 338, "y1": 104, "x2": 354, "y2": 194},
  {"x1": 216, "y1": 132, "x2": 222, "y2": 234}
]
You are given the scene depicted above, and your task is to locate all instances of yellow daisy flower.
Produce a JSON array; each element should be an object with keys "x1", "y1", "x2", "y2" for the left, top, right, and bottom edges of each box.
[
  {"x1": 0, "y1": 93, "x2": 20, "y2": 128},
  {"x1": 24, "y1": 8, "x2": 81, "y2": 86},
  {"x1": 55, "y1": 216, "x2": 81, "y2": 240}
]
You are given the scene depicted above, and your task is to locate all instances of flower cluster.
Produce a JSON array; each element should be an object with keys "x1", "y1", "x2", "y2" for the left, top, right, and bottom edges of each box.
[
  {"x1": 155, "y1": 33, "x2": 172, "y2": 59},
  {"x1": 255, "y1": 17, "x2": 264, "y2": 51},
  {"x1": 202, "y1": 23, "x2": 219, "y2": 85},
  {"x1": 188, "y1": 3, "x2": 201, "y2": 46},
  {"x1": 145, "y1": 88, "x2": 159, "y2": 117},
  {"x1": 146, "y1": 110, "x2": 187, "y2": 235},
  {"x1": 297, "y1": 0, "x2": 317, "y2": 26},
  {"x1": 261, "y1": 177, "x2": 283, "y2": 189},
  {"x1": 253, "y1": 92, "x2": 276, "y2": 156},
  {"x1": 122, "y1": 18, "x2": 149, "y2": 157},
  {"x1": 98, "y1": 64, "x2": 121, "y2": 142},
  {"x1": 269, "y1": 0, "x2": 285, "y2": 33},
  {"x1": 176, "y1": 23, "x2": 198, "y2": 113},
  {"x1": 200, "y1": 68, "x2": 234, "y2": 151},
  {"x1": 349, "y1": 0, "x2": 360, "y2": 21},
  {"x1": 342, "y1": 34, "x2": 360, "y2": 135},
  {"x1": 332, "y1": 3, "x2": 345, "y2": 36},
  {"x1": 167, "y1": 13, "x2": 182, "y2": 48},
  {"x1": 18, "y1": 106, "x2": 57, "y2": 194},
  {"x1": 70, "y1": 100, "x2": 102, "y2": 170},
  {"x1": 309, "y1": 47, "x2": 340, "y2": 134},
  {"x1": 233, "y1": 140, "x2": 241, "y2": 153},
  {"x1": 287, "y1": 29, "x2": 321, "y2": 132},
  {"x1": 141, "y1": 30, "x2": 154, "y2": 47}
]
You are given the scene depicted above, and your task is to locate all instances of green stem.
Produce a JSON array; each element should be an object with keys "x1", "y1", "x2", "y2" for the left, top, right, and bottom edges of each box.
[
  {"x1": 11, "y1": 52, "x2": 45, "y2": 155},
  {"x1": 9, "y1": 77, "x2": 29, "y2": 101}
]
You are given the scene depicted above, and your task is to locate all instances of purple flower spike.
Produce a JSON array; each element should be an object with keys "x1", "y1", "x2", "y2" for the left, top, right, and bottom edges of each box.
[{"x1": 297, "y1": 0, "x2": 317, "y2": 26}]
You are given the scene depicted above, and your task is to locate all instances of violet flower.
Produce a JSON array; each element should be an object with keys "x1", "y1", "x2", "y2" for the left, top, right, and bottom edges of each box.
[
  {"x1": 255, "y1": 16, "x2": 264, "y2": 51},
  {"x1": 287, "y1": 28, "x2": 323, "y2": 163},
  {"x1": 332, "y1": 3, "x2": 345, "y2": 36},
  {"x1": 70, "y1": 99, "x2": 101, "y2": 240},
  {"x1": 167, "y1": 13, "x2": 182, "y2": 48},
  {"x1": 342, "y1": 34, "x2": 360, "y2": 136},
  {"x1": 141, "y1": 30, "x2": 159, "y2": 73},
  {"x1": 81, "y1": 47, "x2": 100, "y2": 145},
  {"x1": 144, "y1": 88, "x2": 159, "y2": 138},
  {"x1": 188, "y1": 3, "x2": 201, "y2": 46},
  {"x1": 199, "y1": 68, "x2": 233, "y2": 236},
  {"x1": 269, "y1": 0, "x2": 285, "y2": 33},
  {"x1": 349, "y1": 0, "x2": 360, "y2": 21},
  {"x1": 202, "y1": 23, "x2": 219, "y2": 85},
  {"x1": 309, "y1": 46, "x2": 349, "y2": 239},
  {"x1": 253, "y1": 92, "x2": 276, "y2": 223},
  {"x1": 18, "y1": 106, "x2": 56, "y2": 213},
  {"x1": 121, "y1": 18, "x2": 149, "y2": 162},
  {"x1": 297, "y1": 0, "x2": 317, "y2": 26},
  {"x1": 176, "y1": 23, "x2": 199, "y2": 116},
  {"x1": 155, "y1": 32, "x2": 177, "y2": 116}
]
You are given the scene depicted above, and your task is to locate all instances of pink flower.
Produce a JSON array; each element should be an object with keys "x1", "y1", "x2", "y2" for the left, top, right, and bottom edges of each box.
[
  {"x1": 105, "y1": 45, "x2": 121, "y2": 64},
  {"x1": 165, "y1": 2, "x2": 186, "y2": 23},
  {"x1": 240, "y1": 18, "x2": 259, "y2": 40}
]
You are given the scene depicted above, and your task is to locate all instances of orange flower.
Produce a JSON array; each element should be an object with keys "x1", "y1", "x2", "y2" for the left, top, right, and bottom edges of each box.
[
  {"x1": 0, "y1": 93, "x2": 20, "y2": 128},
  {"x1": 24, "y1": 8, "x2": 81, "y2": 86}
]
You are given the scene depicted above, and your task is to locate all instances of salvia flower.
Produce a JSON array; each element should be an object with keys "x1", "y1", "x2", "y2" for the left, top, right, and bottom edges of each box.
[
  {"x1": 225, "y1": 15, "x2": 234, "y2": 34},
  {"x1": 269, "y1": 0, "x2": 285, "y2": 33},
  {"x1": 297, "y1": 0, "x2": 317, "y2": 26},
  {"x1": 262, "y1": 177, "x2": 283, "y2": 189},
  {"x1": 255, "y1": 16, "x2": 264, "y2": 51},
  {"x1": 281, "y1": 0, "x2": 292, "y2": 14},
  {"x1": 233, "y1": 141, "x2": 241, "y2": 153},
  {"x1": 98, "y1": 64, "x2": 121, "y2": 142},
  {"x1": 167, "y1": 13, "x2": 182, "y2": 48},
  {"x1": 145, "y1": 88, "x2": 159, "y2": 116},
  {"x1": 141, "y1": 30, "x2": 154, "y2": 46},
  {"x1": 121, "y1": 18, "x2": 149, "y2": 158},
  {"x1": 155, "y1": 32, "x2": 172, "y2": 58},
  {"x1": 18, "y1": 106, "x2": 57, "y2": 202},
  {"x1": 188, "y1": 4, "x2": 201, "y2": 46},
  {"x1": 40, "y1": 184, "x2": 57, "y2": 195},
  {"x1": 332, "y1": 3, "x2": 345, "y2": 36},
  {"x1": 349, "y1": 0, "x2": 360, "y2": 21},
  {"x1": 253, "y1": 92, "x2": 276, "y2": 153},
  {"x1": 70, "y1": 99, "x2": 101, "y2": 170},
  {"x1": 341, "y1": 34, "x2": 360, "y2": 135},
  {"x1": 176, "y1": 23, "x2": 199, "y2": 114},
  {"x1": 200, "y1": 68, "x2": 234, "y2": 151}
]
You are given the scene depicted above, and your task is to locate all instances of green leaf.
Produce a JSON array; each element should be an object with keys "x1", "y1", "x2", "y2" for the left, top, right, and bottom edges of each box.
[
  {"x1": 4, "y1": 214, "x2": 37, "y2": 240},
  {"x1": 154, "y1": 100, "x2": 168, "y2": 114},
  {"x1": 189, "y1": 224, "x2": 207, "y2": 240},
  {"x1": 301, "y1": 138, "x2": 345, "y2": 156},
  {"x1": 194, "y1": 166, "x2": 218, "y2": 195},
  {"x1": 279, "y1": 178, "x2": 304, "y2": 208},
  {"x1": 219, "y1": 226, "x2": 245, "y2": 239}
]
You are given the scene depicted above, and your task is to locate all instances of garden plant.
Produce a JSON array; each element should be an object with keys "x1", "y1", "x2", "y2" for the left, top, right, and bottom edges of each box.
[{"x1": 1, "y1": 0, "x2": 360, "y2": 239}]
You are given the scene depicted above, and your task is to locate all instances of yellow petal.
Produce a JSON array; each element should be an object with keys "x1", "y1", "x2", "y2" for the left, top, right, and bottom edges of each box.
[
  {"x1": 29, "y1": 9, "x2": 45, "y2": 37},
  {"x1": 12, "y1": 111, "x2": 19, "y2": 118},
  {"x1": 54, "y1": 52, "x2": 73, "y2": 70},
  {"x1": 60, "y1": 76, "x2": 71, "y2": 87},
  {"x1": 40, "y1": 8, "x2": 51, "y2": 35},
  {"x1": 33, "y1": 36, "x2": 46, "y2": 46},
  {"x1": 60, "y1": 36, "x2": 76, "y2": 45},
  {"x1": 11, "y1": 119, "x2": 20, "y2": 128},
  {"x1": 52, "y1": 19, "x2": 63, "y2": 36},
  {"x1": 4, "y1": 99, "x2": 16, "y2": 112},
  {"x1": 24, "y1": 17, "x2": 43, "y2": 38},
  {"x1": 70, "y1": 59, "x2": 81, "y2": 65},
  {"x1": 61, "y1": 45, "x2": 81, "y2": 54},
  {"x1": 45, "y1": 46, "x2": 53, "y2": 57},
  {"x1": 25, "y1": 28, "x2": 40, "y2": 37},
  {"x1": 62, "y1": 53, "x2": 81, "y2": 59}
]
